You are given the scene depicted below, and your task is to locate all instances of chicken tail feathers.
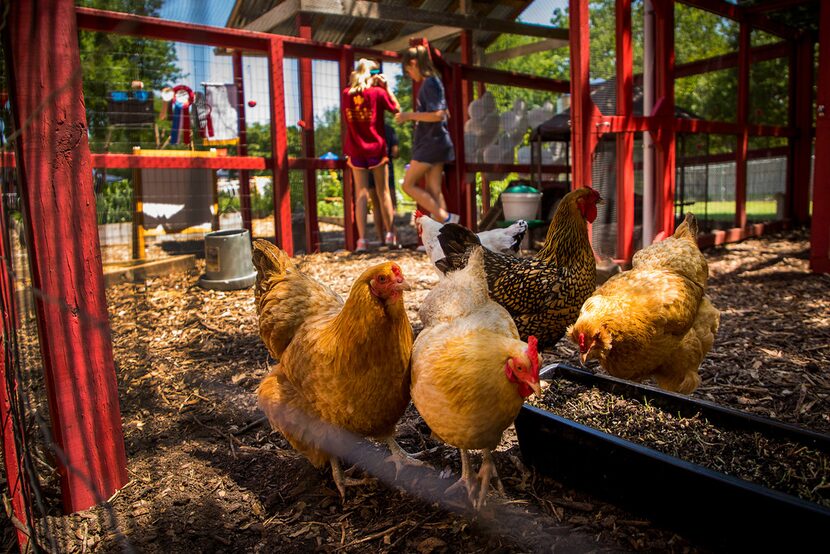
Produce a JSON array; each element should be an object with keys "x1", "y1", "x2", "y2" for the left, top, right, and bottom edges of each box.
[{"x1": 436, "y1": 223, "x2": 480, "y2": 273}]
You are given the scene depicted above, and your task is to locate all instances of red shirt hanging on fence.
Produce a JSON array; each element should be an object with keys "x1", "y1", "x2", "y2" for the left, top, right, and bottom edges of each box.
[{"x1": 342, "y1": 86, "x2": 399, "y2": 162}]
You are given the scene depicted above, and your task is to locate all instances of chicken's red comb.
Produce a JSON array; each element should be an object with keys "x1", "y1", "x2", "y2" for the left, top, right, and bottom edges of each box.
[
  {"x1": 527, "y1": 335, "x2": 539, "y2": 379},
  {"x1": 578, "y1": 332, "x2": 586, "y2": 352},
  {"x1": 414, "y1": 209, "x2": 425, "y2": 220}
]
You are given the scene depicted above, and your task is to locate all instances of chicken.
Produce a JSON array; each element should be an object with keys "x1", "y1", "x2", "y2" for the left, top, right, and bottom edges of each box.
[
  {"x1": 434, "y1": 187, "x2": 602, "y2": 348},
  {"x1": 567, "y1": 213, "x2": 720, "y2": 394},
  {"x1": 252, "y1": 239, "x2": 415, "y2": 497},
  {"x1": 411, "y1": 247, "x2": 541, "y2": 508},
  {"x1": 415, "y1": 210, "x2": 527, "y2": 269}
]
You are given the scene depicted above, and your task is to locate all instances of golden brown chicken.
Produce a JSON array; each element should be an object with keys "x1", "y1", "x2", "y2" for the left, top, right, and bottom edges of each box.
[
  {"x1": 252, "y1": 239, "x2": 414, "y2": 497},
  {"x1": 434, "y1": 187, "x2": 601, "y2": 348},
  {"x1": 568, "y1": 213, "x2": 720, "y2": 393},
  {"x1": 411, "y1": 248, "x2": 541, "y2": 508}
]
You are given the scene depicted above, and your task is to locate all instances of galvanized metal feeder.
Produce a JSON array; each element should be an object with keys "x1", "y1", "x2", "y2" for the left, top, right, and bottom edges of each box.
[{"x1": 198, "y1": 229, "x2": 257, "y2": 290}]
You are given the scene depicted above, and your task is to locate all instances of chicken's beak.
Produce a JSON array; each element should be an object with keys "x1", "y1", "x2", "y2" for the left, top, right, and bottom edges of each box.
[
  {"x1": 393, "y1": 278, "x2": 412, "y2": 292},
  {"x1": 529, "y1": 381, "x2": 543, "y2": 397},
  {"x1": 578, "y1": 351, "x2": 589, "y2": 367}
]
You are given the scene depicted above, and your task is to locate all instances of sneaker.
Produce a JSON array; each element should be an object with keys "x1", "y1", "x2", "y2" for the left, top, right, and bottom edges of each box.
[
  {"x1": 384, "y1": 232, "x2": 398, "y2": 247},
  {"x1": 355, "y1": 238, "x2": 368, "y2": 252},
  {"x1": 444, "y1": 213, "x2": 460, "y2": 224}
]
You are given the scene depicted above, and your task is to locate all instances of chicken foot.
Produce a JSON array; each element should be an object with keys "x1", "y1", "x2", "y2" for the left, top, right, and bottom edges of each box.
[
  {"x1": 385, "y1": 437, "x2": 428, "y2": 478},
  {"x1": 443, "y1": 449, "x2": 479, "y2": 505},
  {"x1": 475, "y1": 449, "x2": 505, "y2": 509},
  {"x1": 330, "y1": 457, "x2": 376, "y2": 499}
]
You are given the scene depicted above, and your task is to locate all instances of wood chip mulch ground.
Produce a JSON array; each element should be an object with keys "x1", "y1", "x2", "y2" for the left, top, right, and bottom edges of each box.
[{"x1": 2, "y1": 229, "x2": 829, "y2": 553}]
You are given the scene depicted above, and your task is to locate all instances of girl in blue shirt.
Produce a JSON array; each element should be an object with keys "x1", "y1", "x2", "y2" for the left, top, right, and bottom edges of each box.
[{"x1": 396, "y1": 45, "x2": 458, "y2": 224}]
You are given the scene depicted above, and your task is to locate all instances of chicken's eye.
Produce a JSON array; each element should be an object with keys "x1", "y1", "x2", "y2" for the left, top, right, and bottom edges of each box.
[{"x1": 377, "y1": 275, "x2": 387, "y2": 283}]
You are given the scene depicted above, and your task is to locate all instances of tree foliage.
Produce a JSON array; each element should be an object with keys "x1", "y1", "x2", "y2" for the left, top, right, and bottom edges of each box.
[{"x1": 78, "y1": 0, "x2": 182, "y2": 152}]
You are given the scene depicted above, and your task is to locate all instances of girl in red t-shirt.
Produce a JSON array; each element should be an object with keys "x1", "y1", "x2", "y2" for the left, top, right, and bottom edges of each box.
[{"x1": 342, "y1": 59, "x2": 401, "y2": 251}]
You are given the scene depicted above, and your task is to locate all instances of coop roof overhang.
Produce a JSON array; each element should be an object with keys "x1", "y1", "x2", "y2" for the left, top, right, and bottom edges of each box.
[
  {"x1": 677, "y1": 0, "x2": 802, "y2": 40},
  {"x1": 234, "y1": 0, "x2": 568, "y2": 45}
]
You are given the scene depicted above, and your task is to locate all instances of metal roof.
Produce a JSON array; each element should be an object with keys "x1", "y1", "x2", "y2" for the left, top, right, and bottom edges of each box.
[{"x1": 225, "y1": 0, "x2": 540, "y2": 53}]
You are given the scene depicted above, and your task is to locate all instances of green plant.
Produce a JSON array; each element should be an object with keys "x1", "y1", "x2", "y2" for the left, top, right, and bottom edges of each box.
[{"x1": 96, "y1": 178, "x2": 133, "y2": 224}]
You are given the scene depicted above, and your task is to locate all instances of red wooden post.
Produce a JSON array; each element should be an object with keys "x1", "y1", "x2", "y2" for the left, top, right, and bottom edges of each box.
[
  {"x1": 616, "y1": 0, "x2": 635, "y2": 262},
  {"x1": 735, "y1": 20, "x2": 751, "y2": 230},
  {"x1": 653, "y1": 0, "x2": 676, "y2": 238},
  {"x1": 456, "y1": 31, "x2": 476, "y2": 230},
  {"x1": 568, "y1": 0, "x2": 595, "y2": 190},
  {"x1": 233, "y1": 50, "x2": 253, "y2": 234},
  {"x1": 339, "y1": 48, "x2": 357, "y2": 251},
  {"x1": 810, "y1": 0, "x2": 830, "y2": 273},
  {"x1": 268, "y1": 38, "x2": 294, "y2": 255},
  {"x1": 297, "y1": 15, "x2": 320, "y2": 253},
  {"x1": 4, "y1": 0, "x2": 128, "y2": 512},
  {"x1": 0, "y1": 211, "x2": 31, "y2": 547},
  {"x1": 790, "y1": 37, "x2": 814, "y2": 225}
]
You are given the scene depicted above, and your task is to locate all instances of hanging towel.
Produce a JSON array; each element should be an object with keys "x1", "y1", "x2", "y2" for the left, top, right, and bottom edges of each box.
[
  {"x1": 202, "y1": 83, "x2": 239, "y2": 146},
  {"x1": 170, "y1": 85, "x2": 194, "y2": 145}
]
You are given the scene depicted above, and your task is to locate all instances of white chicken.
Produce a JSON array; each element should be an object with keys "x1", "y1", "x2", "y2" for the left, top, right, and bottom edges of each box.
[{"x1": 415, "y1": 211, "x2": 528, "y2": 270}]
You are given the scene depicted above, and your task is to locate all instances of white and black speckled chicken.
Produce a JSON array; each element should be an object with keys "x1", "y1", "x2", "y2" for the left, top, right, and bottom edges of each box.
[{"x1": 434, "y1": 187, "x2": 602, "y2": 348}]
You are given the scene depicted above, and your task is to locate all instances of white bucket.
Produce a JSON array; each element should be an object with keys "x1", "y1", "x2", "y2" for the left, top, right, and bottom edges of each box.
[{"x1": 502, "y1": 192, "x2": 542, "y2": 221}]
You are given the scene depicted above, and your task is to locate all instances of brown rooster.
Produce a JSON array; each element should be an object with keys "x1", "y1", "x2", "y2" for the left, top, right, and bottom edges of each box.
[
  {"x1": 568, "y1": 213, "x2": 720, "y2": 394},
  {"x1": 252, "y1": 239, "x2": 414, "y2": 497},
  {"x1": 412, "y1": 248, "x2": 541, "y2": 509},
  {"x1": 435, "y1": 187, "x2": 602, "y2": 348}
]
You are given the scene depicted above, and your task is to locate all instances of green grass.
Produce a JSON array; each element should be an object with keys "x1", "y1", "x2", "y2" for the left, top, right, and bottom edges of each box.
[{"x1": 683, "y1": 199, "x2": 779, "y2": 222}]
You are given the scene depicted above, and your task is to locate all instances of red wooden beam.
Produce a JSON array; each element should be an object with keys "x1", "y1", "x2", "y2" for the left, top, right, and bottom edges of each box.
[
  {"x1": 810, "y1": 0, "x2": 830, "y2": 273},
  {"x1": 268, "y1": 38, "x2": 293, "y2": 255},
  {"x1": 616, "y1": 0, "x2": 635, "y2": 262},
  {"x1": 90, "y1": 154, "x2": 269, "y2": 170},
  {"x1": 76, "y1": 6, "x2": 271, "y2": 51},
  {"x1": 298, "y1": 15, "x2": 320, "y2": 253},
  {"x1": 465, "y1": 163, "x2": 570, "y2": 174},
  {"x1": 735, "y1": 22, "x2": 751, "y2": 229},
  {"x1": 456, "y1": 31, "x2": 476, "y2": 230},
  {"x1": 676, "y1": 0, "x2": 800, "y2": 40},
  {"x1": 744, "y1": 0, "x2": 815, "y2": 14},
  {"x1": 653, "y1": 0, "x2": 676, "y2": 238},
  {"x1": 459, "y1": 65, "x2": 570, "y2": 93},
  {"x1": 5, "y1": 0, "x2": 128, "y2": 513},
  {"x1": 233, "y1": 51, "x2": 253, "y2": 234},
  {"x1": 790, "y1": 37, "x2": 814, "y2": 225},
  {"x1": 671, "y1": 41, "x2": 789, "y2": 80},
  {"x1": 569, "y1": 0, "x2": 597, "y2": 190},
  {"x1": 339, "y1": 48, "x2": 357, "y2": 251}
]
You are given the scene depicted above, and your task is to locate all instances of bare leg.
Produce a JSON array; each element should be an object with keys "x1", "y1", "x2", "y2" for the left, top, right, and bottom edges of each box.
[
  {"x1": 368, "y1": 185, "x2": 385, "y2": 241},
  {"x1": 423, "y1": 163, "x2": 450, "y2": 222},
  {"x1": 371, "y1": 163, "x2": 396, "y2": 240},
  {"x1": 330, "y1": 457, "x2": 376, "y2": 499},
  {"x1": 351, "y1": 167, "x2": 370, "y2": 244},
  {"x1": 402, "y1": 160, "x2": 449, "y2": 221},
  {"x1": 475, "y1": 448, "x2": 504, "y2": 509},
  {"x1": 444, "y1": 449, "x2": 478, "y2": 504}
]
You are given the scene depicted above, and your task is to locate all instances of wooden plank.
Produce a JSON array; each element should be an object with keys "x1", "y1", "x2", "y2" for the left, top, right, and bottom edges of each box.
[
  {"x1": 653, "y1": 0, "x2": 676, "y2": 239},
  {"x1": 76, "y1": 6, "x2": 271, "y2": 51},
  {"x1": 460, "y1": 65, "x2": 569, "y2": 93},
  {"x1": 372, "y1": 26, "x2": 459, "y2": 52},
  {"x1": 298, "y1": 16, "x2": 321, "y2": 253},
  {"x1": 269, "y1": 38, "x2": 294, "y2": 255},
  {"x1": 810, "y1": 0, "x2": 830, "y2": 273},
  {"x1": 298, "y1": 0, "x2": 569, "y2": 41},
  {"x1": 735, "y1": 22, "x2": 751, "y2": 230},
  {"x1": 616, "y1": 0, "x2": 635, "y2": 262},
  {"x1": 791, "y1": 37, "x2": 814, "y2": 225},
  {"x1": 339, "y1": 48, "x2": 357, "y2": 251},
  {"x1": 5, "y1": 0, "x2": 128, "y2": 513},
  {"x1": 483, "y1": 37, "x2": 569, "y2": 64},
  {"x1": 242, "y1": 0, "x2": 300, "y2": 33},
  {"x1": 568, "y1": 0, "x2": 596, "y2": 190}
]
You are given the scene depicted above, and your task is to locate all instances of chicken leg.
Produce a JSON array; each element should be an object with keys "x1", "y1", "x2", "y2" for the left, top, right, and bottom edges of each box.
[
  {"x1": 330, "y1": 457, "x2": 376, "y2": 499},
  {"x1": 385, "y1": 437, "x2": 428, "y2": 478},
  {"x1": 475, "y1": 449, "x2": 505, "y2": 509},
  {"x1": 444, "y1": 448, "x2": 479, "y2": 505}
]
